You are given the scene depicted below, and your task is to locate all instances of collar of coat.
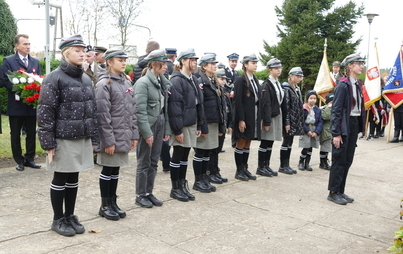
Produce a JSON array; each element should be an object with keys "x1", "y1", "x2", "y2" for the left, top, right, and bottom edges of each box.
[
  {"x1": 145, "y1": 69, "x2": 170, "y2": 89},
  {"x1": 59, "y1": 58, "x2": 84, "y2": 78}
]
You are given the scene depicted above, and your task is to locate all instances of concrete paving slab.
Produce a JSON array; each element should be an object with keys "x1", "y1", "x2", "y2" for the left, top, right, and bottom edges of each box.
[{"x1": 0, "y1": 135, "x2": 401, "y2": 253}]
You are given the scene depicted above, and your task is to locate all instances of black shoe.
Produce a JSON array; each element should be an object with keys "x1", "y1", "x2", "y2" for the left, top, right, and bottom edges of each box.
[
  {"x1": 202, "y1": 175, "x2": 216, "y2": 192},
  {"x1": 379, "y1": 132, "x2": 384, "y2": 137},
  {"x1": 16, "y1": 163, "x2": 25, "y2": 171},
  {"x1": 51, "y1": 217, "x2": 76, "y2": 237},
  {"x1": 24, "y1": 161, "x2": 41, "y2": 168},
  {"x1": 366, "y1": 134, "x2": 374, "y2": 141},
  {"x1": 147, "y1": 194, "x2": 163, "y2": 206},
  {"x1": 298, "y1": 160, "x2": 305, "y2": 171},
  {"x1": 235, "y1": 166, "x2": 249, "y2": 181},
  {"x1": 256, "y1": 167, "x2": 272, "y2": 177},
  {"x1": 265, "y1": 166, "x2": 278, "y2": 176},
  {"x1": 163, "y1": 168, "x2": 170, "y2": 172},
  {"x1": 179, "y1": 179, "x2": 195, "y2": 201},
  {"x1": 219, "y1": 150, "x2": 225, "y2": 153},
  {"x1": 193, "y1": 180, "x2": 211, "y2": 193},
  {"x1": 340, "y1": 193, "x2": 354, "y2": 203},
  {"x1": 287, "y1": 166, "x2": 297, "y2": 174},
  {"x1": 278, "y1": 166, "x2": 293, "y2": 175},
  {"x1": 65, "y1": 214, "x2": 85, "y2": 234},
  {"x1": 390, "y1": 137, "x2": 399, "y2": 143},
  {"x1": 373, "y1": 134, "x2": 379, "y2": 139},
  {"x1": 207, "y1": 173, "x2": 223, "y2": 184},
  {"x1": 99, "y1": 198, "x2": 120, "y2": 220},
  {"x1": 327, "y1": 193, "x2": 347, "y2": 205},
  {"x1": 135, "y1": 196, "x2": 153, "y2": 208},
  {"x1": 216, "y1": 172, "x2": 228, "y2": 182},
  {"x1": 243, "y1": 165, "x2": 257, "y2": 180},
  {"x1": 110, "y1": 196, "x2": 126, "y2": 218}
]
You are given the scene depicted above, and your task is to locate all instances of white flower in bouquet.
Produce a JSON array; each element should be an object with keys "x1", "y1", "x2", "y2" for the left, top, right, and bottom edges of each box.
[
  {"x1": 19, "y1": 77, "x2": 27, "y2": 83},
  {"x1": 27, "y1": 77, "x2": 34, "y2": 83},
  {"x1": 12, "y1": 78, "x2": 20, "y2": 84}
]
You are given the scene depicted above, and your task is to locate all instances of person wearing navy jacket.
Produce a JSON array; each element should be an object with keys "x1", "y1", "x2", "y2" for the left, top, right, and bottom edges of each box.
[
  {"x1": 232, "y1": 54, "x2": 261, "y2": 181},
  {"x1": 193, "y1": 54, "x2": 226, "y2": 192},
  {"x1": 327, "y1": 53, "x2": 366, "y2": 205},
  {"x1": 167, "y1": 48, "x2": 206, "y2": 202},
  {"x1": 1, "y1": 34, "x2": 42, "y2": 171},
  {"x1": 298, "y1": 90, "x2": 323, "y2": 171}
]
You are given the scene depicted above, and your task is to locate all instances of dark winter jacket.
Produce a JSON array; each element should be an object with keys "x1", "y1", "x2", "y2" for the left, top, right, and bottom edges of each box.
[
  {"x1": 281, "y1": 82, "x2": 304, "y2": 136},
  {"x1": 197, "y1": 71, "x2": 226, "y2": 134},
  {"x1": 302, "y1": 104, "x2": 324, "y2": 135},
  {"x1": 168, "y1": 71, "x2": 206, "y2": 136},
  {"x1": 222, "y1": 84, "x2": 233, "y2": 129},
  {"x1": 232, "y1": 74, "x2": 261, "y2": 141},
  {"x1": 261, "y1": 78, "x2": 281, "y2": 127},
  {"x1": 96, "y1": 73, "x2": 139, "y2": 153},
  {"x1": 331, "y1": 77, "x2": 366, "y2": 136},
  {"x1": 132, "y1": 54, "x2": 148, "y2": 84},
  {"x1": 37, "y1": 59, "x2": 98, "y2": 151}
]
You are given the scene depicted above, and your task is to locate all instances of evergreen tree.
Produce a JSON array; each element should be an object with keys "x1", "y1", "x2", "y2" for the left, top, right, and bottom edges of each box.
[
  {"x1": 260, "y1": 0, "x2": 363, "y2": 91},
  {"x1": 0, "y1": 0, "x2": 18, "y2": 56}
]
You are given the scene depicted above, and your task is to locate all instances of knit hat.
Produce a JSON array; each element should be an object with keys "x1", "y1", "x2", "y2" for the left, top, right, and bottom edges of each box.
[{"x1": 305, "y1": 90, "x2": 317, "y2": 101}]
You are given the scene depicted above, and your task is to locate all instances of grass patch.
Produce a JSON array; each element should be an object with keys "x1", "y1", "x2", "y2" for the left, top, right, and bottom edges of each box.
[{"x1": 0, "y1": 114, "x2": 45, "y2": 159}]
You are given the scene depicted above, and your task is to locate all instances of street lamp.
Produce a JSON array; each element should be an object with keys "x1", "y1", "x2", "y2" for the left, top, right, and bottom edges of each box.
[{"x1": 364, "y1": 13, "x2": 379, "y2": 68}]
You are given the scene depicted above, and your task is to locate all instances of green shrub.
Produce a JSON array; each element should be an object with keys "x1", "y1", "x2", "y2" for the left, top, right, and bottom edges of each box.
[
  {"x1": 125, "y1": 64, "x2": 134, "y2": 75},
  {"x1": 0, "y1": 87, "x2": 7, "y2": 113},
  {"x1": 39, "y1": 58, "x2": 60, "y2": 74}
]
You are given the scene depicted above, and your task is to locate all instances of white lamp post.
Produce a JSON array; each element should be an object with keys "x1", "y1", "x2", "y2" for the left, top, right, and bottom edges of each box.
[{"x1": 364, "y1": 13, "x2": 379, "y2": 68}]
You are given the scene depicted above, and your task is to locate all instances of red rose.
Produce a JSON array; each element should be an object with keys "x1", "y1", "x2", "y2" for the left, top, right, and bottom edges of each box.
[
  {"x1": 34, "y1": 93, "x2": 40, "y2": 99},
  {"x1": 36, "y1": 86, "x2": 41, "y2": 91}
]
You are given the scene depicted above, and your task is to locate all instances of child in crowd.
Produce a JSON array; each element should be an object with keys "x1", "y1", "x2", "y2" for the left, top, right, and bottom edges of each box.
[{"x1": 298, "y1": 90, "x2": 323, "y2": 171}]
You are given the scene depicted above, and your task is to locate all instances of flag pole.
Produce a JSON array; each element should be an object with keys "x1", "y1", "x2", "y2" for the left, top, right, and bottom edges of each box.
[{"x1": 387, "y1": 108, "x2": 394, "y2": 142}]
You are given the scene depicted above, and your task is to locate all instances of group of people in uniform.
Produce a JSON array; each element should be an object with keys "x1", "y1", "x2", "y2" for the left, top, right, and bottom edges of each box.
[{"x1": 1, "y1": 32, "x2": 369, "y2": 236}]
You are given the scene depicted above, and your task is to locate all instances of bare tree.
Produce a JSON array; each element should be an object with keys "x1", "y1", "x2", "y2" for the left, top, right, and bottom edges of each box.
[
  {"x1": 64, "y1": 0, "x2": 87, "y2": 36},
  {"x1": 63, "y1": 0, "x2": 110, "y2": 46},
  {"x1": 104, "y1": 0, "x2": 144, "y2": 48}
]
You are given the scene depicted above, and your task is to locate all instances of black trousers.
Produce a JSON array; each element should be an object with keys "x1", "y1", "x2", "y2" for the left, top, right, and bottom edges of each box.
[
  {"x1": 328, "y1": 117, "x2": 358, "y2": 193},
  {"x1": 9, "y1": 115, "x2": 37, "y2": 164},
  {"x1": 160, "y1": 140, "x2": 171, "y2": 169}
]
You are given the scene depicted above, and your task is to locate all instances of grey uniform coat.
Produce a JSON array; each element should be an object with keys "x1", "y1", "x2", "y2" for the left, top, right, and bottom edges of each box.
[{"x1": 95, "y1": 73, "x2": 139, "y2": 153}]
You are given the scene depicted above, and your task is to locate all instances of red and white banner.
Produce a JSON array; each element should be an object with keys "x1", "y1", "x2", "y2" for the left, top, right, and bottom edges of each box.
[{"x1": 362, "y1": 43, "x2": 381, "y2": 109}]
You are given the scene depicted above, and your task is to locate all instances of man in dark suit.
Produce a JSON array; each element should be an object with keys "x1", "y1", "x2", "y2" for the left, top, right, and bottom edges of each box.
[
  {"x1": 224, "y1": 53, "x2": 240, "y2": 89},
  {"x1": 1, "y1": 34, "x2": 42, "y2": 171}
]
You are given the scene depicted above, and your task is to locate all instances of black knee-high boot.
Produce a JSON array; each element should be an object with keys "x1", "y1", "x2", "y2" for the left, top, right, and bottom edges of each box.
[
  {"x1": 193, "y1": 156, "x2": 210, "y2": 193},
  {"x1": 234, "y1": 148, "x2": 248, "y2": 181},
  {"x1": 242, "y1": 149, "x2": 256, "y2": 180},
  {"x1": 109, "y1": 169, "x2": 126, "y2": 218},
  {"x1": 169, "y1": 161, "x2": 189, "y2": 202},
  {"x1": 180, "y1": 161, "x2": 195, "y2": 200},
  {"x1": 99, "y1": 172, "x2": 119, "y2": 220}
]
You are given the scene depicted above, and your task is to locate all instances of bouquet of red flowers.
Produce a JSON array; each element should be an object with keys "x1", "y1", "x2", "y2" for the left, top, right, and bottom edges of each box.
[{"x1": 7, "y1": 68, "x2": 43, "y2": 108}]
